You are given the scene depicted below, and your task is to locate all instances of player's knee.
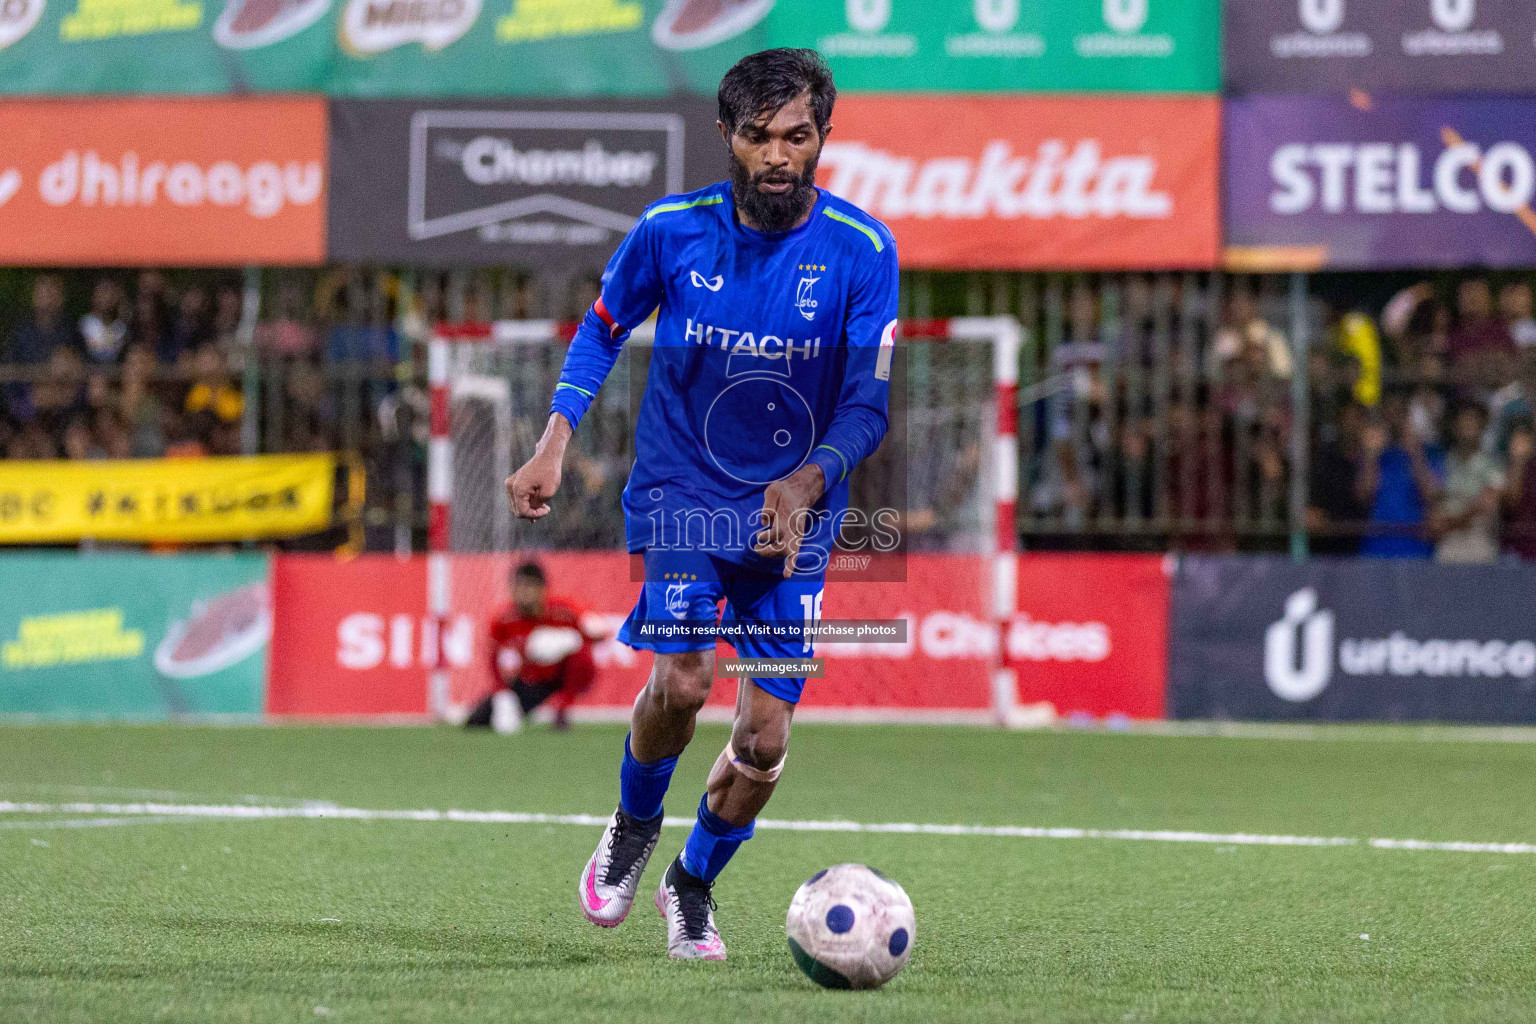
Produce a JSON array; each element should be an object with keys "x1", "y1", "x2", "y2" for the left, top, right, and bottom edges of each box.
[
  {"x1": 731, "y1": 724, "x2": 788, "y2": 775},
  {"x1": 651, "y1": 651, "x2": 713, "y2": 713}
]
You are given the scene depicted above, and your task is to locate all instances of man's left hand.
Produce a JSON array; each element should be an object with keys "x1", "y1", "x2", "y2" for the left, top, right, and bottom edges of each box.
[{"x1": 753, "y1": 464, "x2": 826, "y2": 578}]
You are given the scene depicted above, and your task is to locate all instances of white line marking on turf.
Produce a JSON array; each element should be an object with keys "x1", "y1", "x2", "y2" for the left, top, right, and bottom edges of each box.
[
  {"x1": 0, "y1": 815, "x2": 188, "y2": 830},
  {"x1": 0, "y1": 800, "x2": 1533, "y2": 855}
]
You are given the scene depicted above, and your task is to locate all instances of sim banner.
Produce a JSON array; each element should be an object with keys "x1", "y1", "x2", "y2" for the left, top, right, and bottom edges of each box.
[
  {"x1": 0, "y1": 552, "x2": 269, "y2": 717},
  {"x1": 0, "y1": 454, "x2": 335, "y2": 544}
]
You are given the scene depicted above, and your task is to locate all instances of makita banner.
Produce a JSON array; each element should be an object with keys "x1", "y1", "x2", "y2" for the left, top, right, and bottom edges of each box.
[
  {"x1": 1225, "y1": 95, "x2": 1536, "y2": 270},
  {"x1": 1225, "y1": 0, "x2": 1536, "y2": 94},
  {"x1": 328, "y1": 97, "x2": 720, "y2": 268},
  {"x1": 818, "y1": 95, "x2": 1220, "y2": 270},
  {"x1": 1170, "y1": 556, "x2": 1536, "y2": 723}
]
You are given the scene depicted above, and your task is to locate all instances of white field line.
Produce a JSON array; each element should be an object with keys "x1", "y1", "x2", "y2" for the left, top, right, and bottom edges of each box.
[
  {"x1": 1, "y1": 800, "x2": 1534, "y2": 856},
  {"x1": 0, "y1": 815, "x2": 188, "y2": 830}
]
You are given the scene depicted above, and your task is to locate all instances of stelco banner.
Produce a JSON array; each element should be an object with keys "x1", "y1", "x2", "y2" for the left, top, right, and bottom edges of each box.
[
  {"x1": 0, "y1": 98, "x2": 327, "y2": 265},
  {"x1": 1225, "y1": 95, "x2": 1536, "y2": 270},
  {"x1": 0, "y1": 0, "x2": 770, "y2": 96},
  {"x1": 0, "y1": 454, "x2": 335, "y2": 544},
  {"x1": 328, "y1": 97, "x2": 720, "y2": 267},
  {"x1": 1226, "y1": 0, "x2": 1536, "y2": 94},
  {"x1": 0, "y1": 553, "x2": 269, "y2": 717},
  {"x1": 819, "y1": 95, "x2": 1220, "y2": 270},
  {"x1": 776, "y1": 0, "x2": 1219, "y2": 93},
  {"x1": 1170, "y1": 556, "x2": 1536, "y2": 724}
]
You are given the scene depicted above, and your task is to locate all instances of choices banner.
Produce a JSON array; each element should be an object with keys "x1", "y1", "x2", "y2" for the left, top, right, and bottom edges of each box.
[
  {"x1": 267, "y1": 551, "x2": 1169, "y2": 719},
  {"x1": 0, "y1": 454, "x2": 335, "y2": 544},
  {"x1": 777, "y1": 0, "x2": 1218, "y2": 93},
  {"x1": 1225, "y1": 95, "x2": 1536, "y2": 270},
  {"x1": 0, "y1": 97, "x2": 326, "y2": 265},
  {"x1": 1226, "y1": 0, "x2": 1536, "y2": 95},
  {"x1": 0, "y1": 553, "x2": 270, "y2": 717},
  {"x1": 0, "y1": 0, "x2": 769, "y2": 96},
  {"x1": 1170, "y1": 556, "x2": 1536, "y2": 724},
  {"x1": 328, "y1": 97, "x2": 721, "y2": 268},
  {"x1": 819, "y1": 95, "x2": 1220, "y2": 270}
]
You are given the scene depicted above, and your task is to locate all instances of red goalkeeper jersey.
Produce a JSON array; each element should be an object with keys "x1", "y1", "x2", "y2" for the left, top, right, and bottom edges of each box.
[{"x1": 488, "y1": 597, "x2": 604, "y2": 686}]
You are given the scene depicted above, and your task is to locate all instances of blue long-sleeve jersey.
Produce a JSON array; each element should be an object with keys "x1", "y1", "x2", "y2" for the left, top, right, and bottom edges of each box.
[{"x1": 550, "y1": 181, "x2": 899, "y2": 573}]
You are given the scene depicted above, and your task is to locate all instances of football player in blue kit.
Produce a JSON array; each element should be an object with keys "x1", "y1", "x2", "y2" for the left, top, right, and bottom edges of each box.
[{"x1": 507, "y1": 47, "x2": 898, "y2": 961}]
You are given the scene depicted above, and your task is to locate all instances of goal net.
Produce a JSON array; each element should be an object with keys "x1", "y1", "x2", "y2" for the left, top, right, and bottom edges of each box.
[{"x1": 427, "y1": 318, "x2": 1024, "y2": 725}]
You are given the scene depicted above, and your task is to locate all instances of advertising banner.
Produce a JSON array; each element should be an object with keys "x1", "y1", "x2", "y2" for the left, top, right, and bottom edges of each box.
[
  {"x1": 1170, "y1": 556, "x2": 1536, "y2": 724},
  {"x1": 0, "y1": 98, "x2": 327, "y2": 266},
  {"x1": 328, "y1": 97, "x2": 721, "y2": 268},
  {"x1": 0, "y1": 0, "x2": 768, "y2": 96},
  {"x1": 0, "y1": 553, "x2": 269, "y2": 717},
  {"x1": 819, "y1": 95, "x2": 1220, "y2": 270},
  {"x1": 0, "y1": 454, "x2": 335, "y2": 544},
  {"x1": 265, "y1": 551, "x2": 1166, "y2": 720},
  {"x1": 1225, "y1": 0, "x2": 1536, "y2": 95},
  {"x1": 1225, "y1": 95, "x2": 1536, "y2": 270},
  {"x1": 1011, "y1": 553, "x2": 1168, "y2": 720},
  {"x1": 775, "y1": 0, "x2": 1219, "y2": 93}
]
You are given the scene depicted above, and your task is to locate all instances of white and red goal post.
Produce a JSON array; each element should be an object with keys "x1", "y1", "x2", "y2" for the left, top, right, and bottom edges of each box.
[{"x1": 427, "y1": 317, "x2": 1026, "y2": 726}]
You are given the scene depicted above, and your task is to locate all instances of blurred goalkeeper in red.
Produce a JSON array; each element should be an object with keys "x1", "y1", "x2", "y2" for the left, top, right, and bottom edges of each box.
[{"x1": 464, "y1": 561, "x2": 606, "y2": 733}]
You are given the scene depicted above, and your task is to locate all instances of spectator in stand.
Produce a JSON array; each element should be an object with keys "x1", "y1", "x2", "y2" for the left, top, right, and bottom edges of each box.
[
  {"x1": 1334, "y1": 308, "x2": 1382, "y2": 408},
  {"x1": 1503, "y1": 420, "x2": 1536, "y2": 561},
  {"x1": 119, "y1": 343, "x2": 167, "y2": 457},
  {"x1": 213, "y1": 285, "x2": 245, "y2": 353},
  {"x1": 32, "y1": 347, "x2": 87, "y2": 442},
  {"x1": 166, "y1": 286, "x2": 214, "y2": 367},
  {"x1": 183, "y1": 345, "x2": 244, "y2": 456},
  {"x1": 1308, "y1": 401, "x2": 1369, "y2": 555},
  {"x1": 1432, "y1": 401, "x2": 1504, "y2": 564},
  {"x1": 1357, "y1": 391, "x2": 1445, "y2": 558},
  {"x1": 131, "y1": 272, "x2": 174, "y2": 365},
  {"x1": 1500, "y1": 281, "x2": 1536, "y2": 350},
  {"x1": 1449, "y1": 279, "x2": 1513, "y2": 362},
  {"x1": 1209, "y1": 287, "x2": 1293, "y2": 387},
  {"x1": 79, "y1": 277, "x2": 129, "y2": 365},
  {"x1": 6, "y1": 274, "x2": 80, "y2": 423}
]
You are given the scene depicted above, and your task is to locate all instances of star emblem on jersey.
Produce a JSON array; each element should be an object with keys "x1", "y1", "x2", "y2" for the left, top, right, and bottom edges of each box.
[
  {"x1": 795, "y1": 264, "x2": 825, "y2": 321},
  {"x1": 690, "y1": 270, "x2": 724, "y2": 292}
]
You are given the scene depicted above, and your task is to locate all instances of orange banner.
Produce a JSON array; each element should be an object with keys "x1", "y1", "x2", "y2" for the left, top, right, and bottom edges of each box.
[
  {"x1": 0, "y1": 97, "x2": 327, "y2": 266},
  {"x1": 818, "y1": 95, "x2": 1220, "y2": 270}
]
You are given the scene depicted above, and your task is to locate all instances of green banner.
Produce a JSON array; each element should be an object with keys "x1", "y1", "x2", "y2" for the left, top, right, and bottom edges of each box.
[
  {"x1": 0, "y1": 553, "x2": 269, "y2": 718},
  {"x1": 0, "y1": 0, "x2": 770, "y2": 95},
  {"x1": 769, "y1": 0, "x2": 1220, "y2": 93}
]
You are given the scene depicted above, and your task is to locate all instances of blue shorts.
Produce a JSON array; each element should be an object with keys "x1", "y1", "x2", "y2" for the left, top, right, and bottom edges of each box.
[{"x1": 617, "y1": 548, "x2": 825, "y2": 704}]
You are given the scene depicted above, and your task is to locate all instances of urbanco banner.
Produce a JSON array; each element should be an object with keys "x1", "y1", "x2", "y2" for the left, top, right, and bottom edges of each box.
[
  {"x1": 771, "y1": 0, "x2": 1219, "y2": 93},
  {"x1": 1225, "y1": 0, "x2": 1536, "y2": 94},
  {"x1": 1170, "y1": 555, "x2": 1536, "y2": 723},
  {"x1": 818, "y1": 95, "x2": 1220, "y2": 270},
  {"x1": 0, "y1": 98, "x2": 326, "y2": 266},
  {"x1": 1225, "y1": 95, "x2": 1536, "y2": 270},
  {"x1": 328, "y1": 97, "x2": 721, "y2": 269},
  {"x1": 0, "y1": 553, "x2": 270, "y2": 718}
]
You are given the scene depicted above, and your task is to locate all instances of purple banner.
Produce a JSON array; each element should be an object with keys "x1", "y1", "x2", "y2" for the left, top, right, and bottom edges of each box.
[{"x1": 1225, "y1": 95, "x2": 1536, "y2": 270}]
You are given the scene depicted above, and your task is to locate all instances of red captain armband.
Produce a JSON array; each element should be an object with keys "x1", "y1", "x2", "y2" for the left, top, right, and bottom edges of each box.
[{"x1": 593, "y1": 297, "x2": 624, "y2": 340}]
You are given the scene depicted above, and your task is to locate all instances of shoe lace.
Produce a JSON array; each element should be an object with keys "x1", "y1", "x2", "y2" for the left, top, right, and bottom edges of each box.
[
  {"x1": 602, "y1": 813, "x2": 655, "y2": 887},
  {"x1": 675, "y1": 880, "x2": 718, "y2": 942}
]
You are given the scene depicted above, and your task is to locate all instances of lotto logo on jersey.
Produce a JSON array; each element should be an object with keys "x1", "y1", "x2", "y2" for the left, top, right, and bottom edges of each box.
[{"x1": 795, "y1": 263, "x2": 824, "y2": 321}]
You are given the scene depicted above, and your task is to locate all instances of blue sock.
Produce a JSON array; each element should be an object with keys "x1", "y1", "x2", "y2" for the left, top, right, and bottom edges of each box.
[
  {"x1": 618, "y1": 734, "x2": 677, "y2": 821},
  {"x1": 680, "y1": 795, "x2": 755, "y2": 882}
]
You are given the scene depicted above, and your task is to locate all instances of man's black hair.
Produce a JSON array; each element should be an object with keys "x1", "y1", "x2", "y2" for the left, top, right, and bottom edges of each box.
[
  {"x1": 718, "y1": 48, "x2": 835, "y2": 138},
  {"x1": 513, "y1": 560, "x2": 546, "y2": 585}
]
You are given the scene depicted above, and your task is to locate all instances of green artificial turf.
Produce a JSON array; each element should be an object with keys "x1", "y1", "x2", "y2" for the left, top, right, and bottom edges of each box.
[{"x1": 2, "y1": 722, "x2": 1535, "y2": 1023}]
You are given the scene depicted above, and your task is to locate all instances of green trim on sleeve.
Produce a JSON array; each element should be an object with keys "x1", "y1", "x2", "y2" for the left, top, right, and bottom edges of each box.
[
  {"x1": 814, "y1": 444, "x2": 850, "y2": 483},
  {"x1": 821, "y1": 208, "x2": 884, "y2": 252},
  {"x1": 554, "y1": 382, "x2": 595, "y2": 398},
  {"x1": 645, "y1": 195, "x2": 725, "y2": 219}
]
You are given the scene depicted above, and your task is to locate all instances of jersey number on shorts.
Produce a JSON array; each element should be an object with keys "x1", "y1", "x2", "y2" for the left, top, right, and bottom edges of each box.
[{"x1": 799, "y1": 589, "x2": 824, "y2": 655}]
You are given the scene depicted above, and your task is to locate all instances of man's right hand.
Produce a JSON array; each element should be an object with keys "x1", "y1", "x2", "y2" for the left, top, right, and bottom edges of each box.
[{"x1": 507, "y1": 414, "x2": 573, "y2": 520}]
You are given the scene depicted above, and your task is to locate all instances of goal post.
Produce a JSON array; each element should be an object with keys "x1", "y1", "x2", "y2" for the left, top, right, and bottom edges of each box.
[{"x1": 426, "y1": 317, "x2": 1025, "y2": 726}]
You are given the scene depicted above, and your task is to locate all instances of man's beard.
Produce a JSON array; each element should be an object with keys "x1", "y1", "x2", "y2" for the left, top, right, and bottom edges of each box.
[{"x1": 729, "y1": 151, "x2": 820, "y2": 233}]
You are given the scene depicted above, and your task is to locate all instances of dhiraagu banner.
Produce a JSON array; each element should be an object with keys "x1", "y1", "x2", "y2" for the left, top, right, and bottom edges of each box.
[
  {"x1": 769, "y1": 0, "x2": 1220, "y2": 93},
  {"x1": 0, "y1": 553, "x2": 270, "y2": 717}
]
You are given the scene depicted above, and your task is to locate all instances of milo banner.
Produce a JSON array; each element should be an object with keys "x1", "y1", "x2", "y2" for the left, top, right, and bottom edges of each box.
[
  {"x1": 0, "y1": 553, "x2": 270, "y2": 717},
  {"x1": 328, "y1": 97, "x2": 721, "y2": 268},
  {"x1": 774, "y1": 0, "x2": 1219, "y2": 93},
  {"x1": 1170, "y1": 556, "x2": 1536, "y2": 724},
  {"x1": 0, "y1": 454, "x2": 335, "y2": 544},
  {"x1": 0, "y1": 0, "x2": 769, "y2": 96},
  {"x1": 1225, "y1": 0, "x2": 1536, "y2": 94},
  {"x1": 1225, "y1": 95, "x2": 1536, "y2": 270}
]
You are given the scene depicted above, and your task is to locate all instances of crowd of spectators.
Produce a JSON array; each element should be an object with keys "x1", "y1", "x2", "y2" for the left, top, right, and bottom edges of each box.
[{"x1": 0, "y1": 271, "x2": 248, "y2": 460}]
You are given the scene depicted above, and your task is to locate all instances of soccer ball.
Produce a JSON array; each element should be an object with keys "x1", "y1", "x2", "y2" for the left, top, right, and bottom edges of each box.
[{"x1": 785, "y1": 863, "x2": 915, "y2": 990}]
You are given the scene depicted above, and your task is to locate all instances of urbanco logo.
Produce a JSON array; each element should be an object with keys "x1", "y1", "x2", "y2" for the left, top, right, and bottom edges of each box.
[{"x1": 1264, "y1": 587, "x2": 1335, "y2": 702}]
